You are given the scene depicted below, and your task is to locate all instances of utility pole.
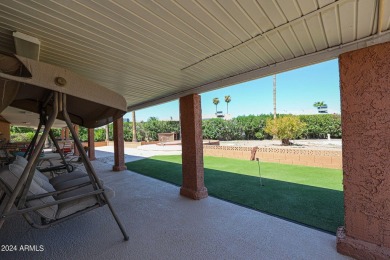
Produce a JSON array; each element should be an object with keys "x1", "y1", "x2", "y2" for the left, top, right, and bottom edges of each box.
[
  {"x1": 273, "y1": 74, "x2": 276, "y2": 120},
  {"x1": 132, "y1": 111, "x2": 137, "y2": 142}
]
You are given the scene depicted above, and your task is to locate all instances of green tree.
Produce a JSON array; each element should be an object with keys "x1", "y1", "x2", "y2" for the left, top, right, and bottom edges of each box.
[
  {"x1": 264, "y1": 116, "x2": 306, "y2": 145},
  {"x1": 213, "y1": 98, "x2": 220, "y2": 113},
  {"x1": 224, "y1": 95, "x2": 231, "y2": 114}
]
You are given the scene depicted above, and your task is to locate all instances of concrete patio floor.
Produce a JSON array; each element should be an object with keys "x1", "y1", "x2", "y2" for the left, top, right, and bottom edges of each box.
[{"x1": 0, "y1": 148, "x2": 350, "y2": 259}]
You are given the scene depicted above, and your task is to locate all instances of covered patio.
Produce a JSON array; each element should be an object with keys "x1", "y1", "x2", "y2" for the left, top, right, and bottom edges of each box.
[{"x1": 1, "y1": 149, "x2": 347, "y2": 260}]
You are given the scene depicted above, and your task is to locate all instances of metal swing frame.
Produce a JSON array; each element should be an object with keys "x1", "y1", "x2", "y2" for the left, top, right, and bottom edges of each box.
[{"x1": 0, "y1": 91, "x2": 129, "y2": 241}]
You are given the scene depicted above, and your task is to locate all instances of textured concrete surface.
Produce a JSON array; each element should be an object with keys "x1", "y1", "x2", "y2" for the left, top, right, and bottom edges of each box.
[
  {"x1": 337, "y1": 41, "x2": 390, "y2": 258},
  {"x1": 0, "y1": 154, "x2": 350, "y2": 260}
]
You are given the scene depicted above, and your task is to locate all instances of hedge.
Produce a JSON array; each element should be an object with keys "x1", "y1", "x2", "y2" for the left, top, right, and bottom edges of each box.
[{"x1": 10, "y1": 114, "x2": 341, "y2": 143}]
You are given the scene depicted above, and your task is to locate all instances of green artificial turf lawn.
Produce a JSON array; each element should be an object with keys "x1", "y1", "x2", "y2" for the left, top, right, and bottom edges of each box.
[{"x1": 126, "y1": 155, "x2": 344, "y2": 233}]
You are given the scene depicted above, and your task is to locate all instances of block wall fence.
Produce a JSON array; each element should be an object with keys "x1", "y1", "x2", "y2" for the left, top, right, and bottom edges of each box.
[{"x1": 203, "y1": 145, "x2": 342, "y2": 169}]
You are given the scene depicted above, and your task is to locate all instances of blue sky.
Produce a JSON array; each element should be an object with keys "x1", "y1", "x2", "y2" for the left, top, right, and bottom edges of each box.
[{"x1": 125, "y1": 59, "x2": 340, "y2": 122}]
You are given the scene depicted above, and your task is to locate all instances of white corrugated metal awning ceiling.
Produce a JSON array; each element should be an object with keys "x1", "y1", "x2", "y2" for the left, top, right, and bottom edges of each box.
[{"x1": 0, "y1": 0, "x2": 389, "y2": 111}]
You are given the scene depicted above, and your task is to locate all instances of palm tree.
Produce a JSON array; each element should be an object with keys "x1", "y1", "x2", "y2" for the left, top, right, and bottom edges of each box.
[
  {"x1": 313, "y1": 101, "x2": 328, "y2": 114},
  {"x1": 224, "y1": 95, "x2": 231, "y2": 114},
  {"x1": 313, "y1": 101, "x2": 325, "y2": 108},
  {"x1": 213, "y1": 97, "x2": 219, "y2": 113}
]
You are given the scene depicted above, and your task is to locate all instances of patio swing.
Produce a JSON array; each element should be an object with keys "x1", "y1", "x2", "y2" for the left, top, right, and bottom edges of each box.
[{"x1": 0, "y1": 53, "x2": 129, "y2": 240}]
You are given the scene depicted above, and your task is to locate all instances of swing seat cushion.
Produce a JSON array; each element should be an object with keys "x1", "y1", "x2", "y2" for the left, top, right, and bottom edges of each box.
[
  {"x1": 14, "y1": 156, "x2": 94, "y2": 191},
  {"x1": 14, "y1": 156, "x2": 55, "y2": 192},
  {"x1": 1, "y1": 159, "x2": 114, "y2": 221},
  {"x1": 2, "y1": 163, "x2": 58, "y2": 220},
  {"x1": 56, "y1": 185, "x2": 114, "y2": 219},
  {"x1": 49, "y1": 171, "x2": 88, "y2": 187}
]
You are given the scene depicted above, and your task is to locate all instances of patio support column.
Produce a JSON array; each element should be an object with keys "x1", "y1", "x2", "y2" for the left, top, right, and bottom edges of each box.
[
  {"x1": 61, "y1": 127, "x2": 65, "y2": 140},
  {"x1": 113, "y1": 117, "x2": 127, "y2": 171},
  {"x1": 337, "y1": 41, "x2": 390, "y2": 259},
  {"x1": 87, "y1": 128, "x2": 96, "y2": 161},
  {"x1": 65, "y1": 127, "x2": 70, "y2": 140},
  {"x1": 179, "y1": 94, "x2": 208, "y2": 200},
  {"x1": 73, "y1": 124, "x2": 80, "y2": 156}
]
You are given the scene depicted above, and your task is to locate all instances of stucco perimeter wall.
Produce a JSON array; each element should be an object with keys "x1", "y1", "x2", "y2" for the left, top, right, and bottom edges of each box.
[
  {"x1": 203, "y1": 146, "x2": 342, "y2": 169},
  {"x1": 81, "y1": 141, "x2": 108, "y2": 147}
]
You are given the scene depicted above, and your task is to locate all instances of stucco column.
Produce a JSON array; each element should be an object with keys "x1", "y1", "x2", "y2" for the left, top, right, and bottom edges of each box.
[
  {"x1": 87, "y1": 128, "x2": 96, "y2": 161},
  {"x1": 113, "y1": 117, "x2": 127, "y2": 171},
  {"x1": 179, "y1": 94, "x2": 208, "y2": 200},
  {"x1": 337, "y1": 42, "x2": 390, "y2": 259},
  {"x1": 73, "y1": 125, "x2": 80, "y2": 156},
  {"x1": 61, "y1": 127, "x2": 65, "y2": 140},
  {"x1": 65, "y1": 127, "x2": 70, "y2": 140},
  {"x1": 0, "y1": 119, "x2": 10, "y2": 142}
]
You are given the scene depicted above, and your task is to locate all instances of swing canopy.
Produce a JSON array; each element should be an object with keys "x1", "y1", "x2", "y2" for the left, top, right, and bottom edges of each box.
[
  {"x1": 0, "y1": 52, "x2": 129, "y2": 240},
  {"x1": 0, "y1": 53, "x2": 127, "y2": 128}
]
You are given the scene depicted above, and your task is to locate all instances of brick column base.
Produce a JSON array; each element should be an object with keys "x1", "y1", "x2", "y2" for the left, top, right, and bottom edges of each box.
[
  {"x1": 337, "y1": 227, "x2": 390, "y2": 259},
  {"x1": 180, "y1": 186, "x2": 208, "y2": 200},
  {"x1": 113, "y1": 165, "x2": 127, "y2": 171}
]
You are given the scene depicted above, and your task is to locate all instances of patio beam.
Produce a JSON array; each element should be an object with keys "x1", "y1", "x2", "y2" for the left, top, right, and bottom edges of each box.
[
  {"x1": 113, "y1": 117, "x2": 127, "y2": 171},
  {"x1": 87, "y1": 128, "x2": 96, "y2": 161},
  {"x1": 179, "y1": 94, "x2": 208, "y2": 200},
  {"x1": 337, "y1": 41, "x2": 390, "y2": 259}
]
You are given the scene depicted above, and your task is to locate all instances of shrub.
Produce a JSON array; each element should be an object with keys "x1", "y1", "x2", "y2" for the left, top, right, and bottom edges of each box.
[
  {"x1": 202, "y1": 118, "x2": 226, "y2": 140},
  {"x1": 264, "y1": 116, "x2": 306, "y2": 145},
  {"x1": 10, "y1": 126, "x2": 36, "y2": 142},
  {"x1": 78, "y1": 127, "x2": 88, "y2": 142},
  {"x1": 299, "y1": 114, "x2": 341, "y2": 138},
  {"x1": 10, "y1": 132, "x2": 36, "y2": 142},
  {"x1": 94, "y1": 128, "x2": 106, "y2": 141},
  {"x1": 234, "y1": 114, "x2": 274, "y2": 140},
  {"x1": 202, "y1": 118, "x2": 243, "y2": 140},
  {"x1": 140, "y1": 117, "x2": 180, "y2": 141}
]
